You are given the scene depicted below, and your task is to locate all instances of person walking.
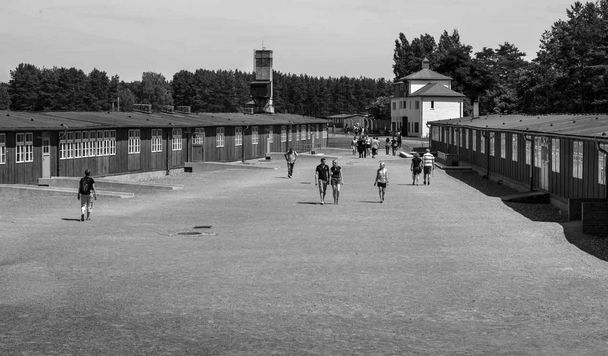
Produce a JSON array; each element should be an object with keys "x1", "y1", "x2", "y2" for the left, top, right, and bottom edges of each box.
[
  {"x1": 351, "y1": 136, "x2": 357, "y2": 155},
  {"x1": 77, "y1": 169, "x2": 97, "y2": 221},
  {"x1": 373, "y1": 161, "x2": 389, "y2": 203},
  {"x1": 371, "y1": 137, "x2": 380, "y2": 158},
  {"x1": 365, "y1": 135, "x2": 372, "y2": 157},
  {"x1": 357, "y1": 136, "x2": 366, "y2": 158},
  {"x1": 422, "y1": 148, "x2": 435, "y2": 185},
  {"x1": 314, "y1": 158, "x2": 331, "y2": 205},
  {"x1": 330, "y1": 159, "x2": 344, "y2": 205},
  {"x1": 411, "y1": 152, "x2": 423, "y2": 185},
  {"x1": 385, "y1": 137, "x2": 391, "y2": 155},
  {"x1": 284, "y1": 148, "x2": 298, "y2": 178},
  {"x1": 391, "y1": 138, "x2": 398, "y2": 156}
]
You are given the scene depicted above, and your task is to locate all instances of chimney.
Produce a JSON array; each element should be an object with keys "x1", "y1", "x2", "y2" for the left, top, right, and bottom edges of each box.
[
  {"x1": 422, "y1": 58, "x2": 430, "y2": 70},
  {"x1": 472, "y1": 100, "x2": 480, "y2": 118}
]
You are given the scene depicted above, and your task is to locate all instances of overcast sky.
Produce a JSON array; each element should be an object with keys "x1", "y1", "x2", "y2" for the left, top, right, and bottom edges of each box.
[{"x1": 0, "y1": 0, "x2": 576, "y2": 83}]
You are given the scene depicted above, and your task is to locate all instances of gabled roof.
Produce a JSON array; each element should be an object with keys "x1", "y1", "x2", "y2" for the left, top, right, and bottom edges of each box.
[
  {"x1": 431, "y1": 114, "x2": 608, "y2": 140},
  {"x1": 409, "y1": 83, "x2": 465, "y2": 98},
  {"x1": 0, "y1": 111, "x2": 328, "y2": 131},
  {"x1": 400, "y1": 68, "x2": 452, "y2": 81}
]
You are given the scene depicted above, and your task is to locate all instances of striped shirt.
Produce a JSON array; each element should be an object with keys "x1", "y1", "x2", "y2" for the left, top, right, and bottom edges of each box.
[{"x1": 422, "y1": 152, "x2": 435, "y2": 167}]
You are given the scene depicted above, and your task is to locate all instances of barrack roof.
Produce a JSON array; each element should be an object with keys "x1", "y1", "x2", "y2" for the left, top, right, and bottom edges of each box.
[
  {"x1": 0, "y1": 111, "x2": 328, "y2": 131},
  {"x1": 431, "y1": 114, "x2": 608, "y2": 139}
]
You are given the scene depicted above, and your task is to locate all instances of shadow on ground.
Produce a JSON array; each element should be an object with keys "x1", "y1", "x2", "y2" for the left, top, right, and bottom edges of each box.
[{"x1": 447, "y1": 170, "x2": 608, "y2": 262}]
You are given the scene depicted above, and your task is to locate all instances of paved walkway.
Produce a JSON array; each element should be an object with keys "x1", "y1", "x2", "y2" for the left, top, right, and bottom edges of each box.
[{"x1": 1, "y1": 148, "x2": 608, "y2": 355}]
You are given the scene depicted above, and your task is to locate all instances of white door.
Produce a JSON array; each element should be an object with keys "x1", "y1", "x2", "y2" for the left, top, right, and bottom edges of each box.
[{"x1": 42, "y1": 134, "x2": 51, "y2": 179}]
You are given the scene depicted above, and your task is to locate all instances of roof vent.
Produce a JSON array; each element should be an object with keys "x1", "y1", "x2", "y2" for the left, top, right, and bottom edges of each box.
[
  {"x1": 502, "y1": 122, "x2": 505, "y2": 125},
  {"x1": 603, "y1": 132, "x2": 607, "y2": 136},
  {"x1": 596, "y1": 117, "x2": 599, "y2": 120},
  {"x1": 146, "y1": 118, "x2": 150, "y2": 121},
  {"x1": 550, "y1": 123, "x2": 553, "y2": 126},
  {"x1": 519, "y1": 119, "x2": 522, "y2": 122},
  {"x1": 572, "y1": 120, "x2": 576, "y2": 123},
  {"x1": 128, "y1": 115, "x2": 132, "y2": 118},
  {"x1": 30, "y1": 118, "x2": 34, "y2": 121},
  {"x1": 6, "y1": 113, "x2": 9, "y2": 117}
]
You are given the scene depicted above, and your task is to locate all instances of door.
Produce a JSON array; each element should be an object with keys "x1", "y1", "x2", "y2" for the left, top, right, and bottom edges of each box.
[
  {"x1": 539, "y1": 137, "x2": 550, "y2": 190},
  {"x1": 402, "y1": 117, "x2": 409, "y2": 136},
  {"x1": 41, "y1": 134, "x2": 51, "y2": 179}
]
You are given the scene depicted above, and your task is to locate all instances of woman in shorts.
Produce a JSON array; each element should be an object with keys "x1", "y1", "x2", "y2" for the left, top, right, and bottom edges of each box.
[
  {"x1": 330, "y1": 160, "x2": 344, "y2": 205},
  {"x1": 374, "y1": 161, "x2": 388, "y2": 203},
  {"x1": 410, "y1": 152, "x2": 423, "y2": 185}
]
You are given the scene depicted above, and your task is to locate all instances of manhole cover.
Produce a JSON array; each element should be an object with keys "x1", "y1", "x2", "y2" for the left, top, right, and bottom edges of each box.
[
  {"x1": 177, "y1": 231, "x2": 202, "y2": 235},
  {"x1": 193, "y1": 225, "x2": 212, "y2": 229}
]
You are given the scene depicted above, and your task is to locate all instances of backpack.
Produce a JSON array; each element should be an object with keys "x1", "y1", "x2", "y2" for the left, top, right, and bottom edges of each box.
[{"x1": 80, "y1": 178, "x2": 91, "y2": 195}]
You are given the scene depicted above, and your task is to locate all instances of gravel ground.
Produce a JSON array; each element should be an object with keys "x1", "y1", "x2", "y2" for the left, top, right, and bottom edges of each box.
[{"x1": 2, "y1": 135, "x2": 608, "y2": 354}]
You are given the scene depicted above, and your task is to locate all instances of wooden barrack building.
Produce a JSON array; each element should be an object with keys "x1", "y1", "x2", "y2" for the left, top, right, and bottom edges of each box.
[{"x1": 0, "y1": 110, "x2": 328, "y2": 185}]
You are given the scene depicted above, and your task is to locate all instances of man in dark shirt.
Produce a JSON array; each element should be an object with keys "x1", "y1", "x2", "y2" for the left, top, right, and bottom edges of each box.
[
  {"x1": 77, "y1": 169, "x2": 97, "y2": 221},
  {"x1": 314, "y1": 158, "x2": 331, "y2": 205}
]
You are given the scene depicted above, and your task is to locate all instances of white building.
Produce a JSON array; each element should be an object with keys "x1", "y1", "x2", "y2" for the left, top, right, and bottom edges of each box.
[{"x1": 390, "y1": 59, "x2": 465, "y2": 138}]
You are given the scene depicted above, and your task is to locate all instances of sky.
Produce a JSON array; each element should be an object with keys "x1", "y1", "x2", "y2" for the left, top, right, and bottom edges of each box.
[{"x1": 0, "y1": 0, "x2": 577, "y2": 83}]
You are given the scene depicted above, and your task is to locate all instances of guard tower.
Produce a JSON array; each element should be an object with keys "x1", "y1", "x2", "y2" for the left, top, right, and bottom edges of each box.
[{"x1": 250, "y1": 49, "x2": 274, "y2": 114}]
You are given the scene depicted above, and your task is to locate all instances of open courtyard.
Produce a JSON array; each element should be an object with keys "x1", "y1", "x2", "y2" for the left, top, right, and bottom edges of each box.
[{"x1": 2, "y1": 140, "x2": 608, "y2": 355}]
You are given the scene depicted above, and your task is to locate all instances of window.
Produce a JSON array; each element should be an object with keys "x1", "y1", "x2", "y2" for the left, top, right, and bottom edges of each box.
[
  {"x1": 465, "y1": 129, "x2": 469, "y2": 150},
  {"x1": 500, "y1": 133, "x2": 506, "y2": 159},
  {"x1": 252, "y1": 126, "x2": 259, "y2": 145},
  {"x1": 534, "y1": 137, "x2": 542, "y2": 168},
  {"x1": 431, "y1": 100, "x2": 435, "y2": 109},
  {"x1": 600, "y1": 150, "x2": 606, "y2": 185},
  {"x1": 267, "y1": 127, "x2": 273, "y2": 143},
  {"x1": 16, "y1": 132, "x2": 33, "y2": 163},
  {"x1": 216, "y1": 127, "x2": 225, "y2": 147},
  {"x1": 315, "y1": 125, "x2": 320, "y2": 139},
  {"x1": 82, "y1": 131, "x2": 89, "y2": 157},
  {"x1": 459, "y1": 130, "x2": 464, "y2": 147},
  {"x1": 172, "y1": 128, "x2": 182, "y2": 151},
  {"x1": 551, "y1": 138, "x2": 560, "y2": 173},
  {"x1": 75, "y1": 131, "x2": 82, "y2": 158},
  {"x1": 392, "y1": 102, "x2": 396, "y2": 110},
  {"x1": 67, "y1": 132, "x2": 75, "y2": 159},
  {"x1": 281, "y1": 126, "x2": 287, "y2": 142},
  {"x1": 104, "y1": 130, "x2": 111, "y2": 156},
  {"x1": 0, "y1": 133, "x2": 5, "y2": 164},
  {"x1": 235, "y1": 127, "x2": 243, "y2": 146},
  {"x1": 472, "y1": 130, "x2": 477, "y2": 152},
  {"x1": 414, "y1": 122, "x2": 419, "y2": 133},
  {"x1": 525, "y1": 140, "x2": 531, "y2": 165},
  {"x1": 480, "y1": 132, "x2": 486, "y2": 154},
  {"x1": 322, "y1": 127, "x2": 327, "y2": 139},
  {"x1": 572, "y1": 140, "x2": 583, "y2": 179},
  {"x1": 109, "y1": 130, "x2": 116, "y2": 155},
  {"x1": 489, "y1": 134, "x2": 495, "y2": 156},
  {"x1": 193, "y1": 128, "x2": 205, "y2": 145},
  {"x1": 512, "y1": 134, "x2": 518, "y2": 162},
  {"x1": 128, "y1": 129, "x2": 141, "y2": 154},
  {"x1": 151, "y1": 129, "x2": 163, "y2": 152},
  {"x1": 415, "y1": 101, "x2": 420, "y2": 110},
  {"x1": 300, "y1": 125, "x2": 306, "y2": 141},
  {"x1": 431, "y1": 126, "x2": 439, "y2": 140}
]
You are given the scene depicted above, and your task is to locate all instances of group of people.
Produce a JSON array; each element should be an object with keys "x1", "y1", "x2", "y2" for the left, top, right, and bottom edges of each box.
[
  {"x1": 351, "y1": 135, "x2": 402, "y2": 158},
  {"x1": 285, "y1": 146, "x2": 435, "y2": 205},
  {"x1": 410, "y1": 149, "x2": 435, "y2": 185}
]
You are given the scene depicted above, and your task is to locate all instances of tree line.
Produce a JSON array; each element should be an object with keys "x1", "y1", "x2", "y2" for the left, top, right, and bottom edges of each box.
[
  {"x1": 1, "y1": 0, "x2": 606, "y2": 117},
  {"x1": 393, "y1": 0, "x2": 608, "y2": 115},
  {"x1": 0, "y1": 64, "x2": 390, "y2": 117}
]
